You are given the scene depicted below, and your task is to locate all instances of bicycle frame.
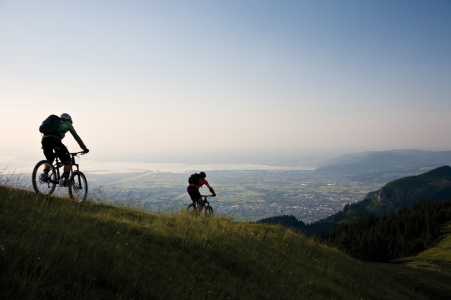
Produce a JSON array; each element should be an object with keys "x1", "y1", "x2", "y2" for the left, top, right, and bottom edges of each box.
[
  {"x1": 198, "y1": 195, "x2": 213, "y2": 208},
  {"x1": 50, "y1": 151, "x2": 84, "y2": 186},
  {"x1": 70, "y1": 152, "x2": 84, "y2": 188}
]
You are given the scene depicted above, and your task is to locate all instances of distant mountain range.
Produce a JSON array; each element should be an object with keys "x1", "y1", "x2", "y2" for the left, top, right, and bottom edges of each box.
[
  {"x1": 315, "y1": 149, "x2": 451, "y2": 176},
  {"x1": 258, "y1": 165, "x2": 451, "y2": 236}
]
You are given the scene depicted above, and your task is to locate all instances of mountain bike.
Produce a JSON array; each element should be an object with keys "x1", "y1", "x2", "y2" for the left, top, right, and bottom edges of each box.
[
  {"x1": 187, "y1": 195, "x2": 214, "y2": 216},
  {"x1": 32, "y1": 151, "x2": 88, "y2": 202}
]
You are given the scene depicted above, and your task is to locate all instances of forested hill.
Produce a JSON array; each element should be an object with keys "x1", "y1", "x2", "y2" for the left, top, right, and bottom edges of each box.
[
  {"x1": 258, "y1": 165, "x2": 451, "y2": 236},
  {"x1": 360, "y1": 165, "x2": 451, "y2": 215},
  {"x1": 317, "y1": 200, "x2": 451, "y2": 262}
]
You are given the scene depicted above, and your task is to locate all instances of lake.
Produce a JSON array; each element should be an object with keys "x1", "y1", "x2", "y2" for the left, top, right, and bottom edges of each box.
[{"x1": 0, "y1": 157, "x2": 316, "y2": 174}]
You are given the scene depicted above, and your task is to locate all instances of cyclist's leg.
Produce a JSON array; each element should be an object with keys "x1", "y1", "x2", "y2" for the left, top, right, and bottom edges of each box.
[
  {"x1": 42, "y1": 137, "x2": 56, "y2": 169},
  {"x1": 53, "y1": 140, "x2": 71, "y2": 185},
  {"x1": 196, "y1": 198, "x2": 203, "y2": 213},
  {"x1": 41, "y1": 138, "x2": 56, "y2": 180},
  {"x1": 53, "y1": 142, "x2": 70, "y2": 165},
  {"x1": 187, "y1": 186, "x2": 202, "y2": 212},
  {"x1": 192, "y1": 199, "x2": 201, "y2": 213}
]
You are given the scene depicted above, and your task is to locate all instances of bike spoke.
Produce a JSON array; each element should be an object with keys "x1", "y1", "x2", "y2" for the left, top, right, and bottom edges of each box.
[
  {"x1": 69, "y1": 171, "x2": 88, "y2": 202},
  {"x1": 32, "y1": 161, "x2": 56, "y2": 196}
]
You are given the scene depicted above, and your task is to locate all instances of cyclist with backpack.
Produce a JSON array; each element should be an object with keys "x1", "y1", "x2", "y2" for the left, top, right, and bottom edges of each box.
[
  {"x1": 40, "y1": 113, "x2": 89, "y2": 186},
  {"x1": 187, "y1": 172, "x2": 216, "y2": 211}
]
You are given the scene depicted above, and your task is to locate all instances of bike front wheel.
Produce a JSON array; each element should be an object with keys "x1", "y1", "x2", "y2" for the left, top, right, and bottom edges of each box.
[
  {"x1": 69, "y1": 171, "x2": 88, "y2": 202},
  {"x1": 204, "y1": 206, "x2": 214, "y2": 217},
  {"x1": 32, "y1": 160, "x2": 57, "y2": 196}
]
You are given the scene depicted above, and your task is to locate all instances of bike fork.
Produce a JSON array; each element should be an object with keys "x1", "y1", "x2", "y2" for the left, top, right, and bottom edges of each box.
[{"x1": 71, "y1": 162, "x2": 81, "y2": 187}]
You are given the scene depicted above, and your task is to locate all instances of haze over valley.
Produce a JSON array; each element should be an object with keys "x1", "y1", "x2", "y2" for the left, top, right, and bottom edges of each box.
[
  {"x1": 84, "y1": 149, "x2": 451, "y2": 222},
  {"x1": 3, "y1": 149, "x2": 450, "y2": 223}
]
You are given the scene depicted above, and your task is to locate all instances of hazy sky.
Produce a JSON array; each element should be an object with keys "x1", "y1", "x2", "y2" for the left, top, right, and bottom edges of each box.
[{"x1": 1, "y1": 0, "x2": 451, "y2": 161}]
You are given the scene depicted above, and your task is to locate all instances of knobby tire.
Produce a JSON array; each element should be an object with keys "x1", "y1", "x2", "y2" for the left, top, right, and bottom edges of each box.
[
  {"x1": 32, "y1": 160, "x2": 57, "y2": 196},
  {"x1": 69, "y1": 171, "x2": 88, "y2": 202},
  {"x1": 205, "y1": 206, "x2": 214, "y2": 216}
]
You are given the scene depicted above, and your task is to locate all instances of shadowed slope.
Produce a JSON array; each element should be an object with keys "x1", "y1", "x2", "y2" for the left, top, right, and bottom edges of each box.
[{"x1": 0, "y1": 186, "x2": 430, "y2": 299}]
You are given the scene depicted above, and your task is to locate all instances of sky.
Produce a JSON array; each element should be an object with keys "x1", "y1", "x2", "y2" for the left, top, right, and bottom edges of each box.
[{"x1": 1, "y1": 0, "x2": 451, "y2": 162}]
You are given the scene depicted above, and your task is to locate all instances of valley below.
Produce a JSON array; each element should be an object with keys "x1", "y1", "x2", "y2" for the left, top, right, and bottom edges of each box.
[{"x1": 85, "y1": 166, "x2": 435, "y2": 223}]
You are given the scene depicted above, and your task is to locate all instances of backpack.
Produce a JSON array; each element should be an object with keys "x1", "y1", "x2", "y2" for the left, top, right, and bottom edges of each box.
[
  {"x1": 39, "y1": 115, "x2": 61, "y2": 134},
  {"x1": 188, "y1": 173, "x2": 200, "y2": 185}
]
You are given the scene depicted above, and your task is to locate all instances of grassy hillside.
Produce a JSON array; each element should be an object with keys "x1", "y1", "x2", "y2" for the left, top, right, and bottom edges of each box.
[
  {"x1": 0, "y1": 185, "x2": 447, "y2": 299},
  {"x1": 375, "y1": 221, "x2": 451, "y2": 300},
  {"x1": 318, "y1": 200, "x2": 451, "y2": 262},
  {"x1": 413, "y1": 221, "x2": 451, "y2": 262}
]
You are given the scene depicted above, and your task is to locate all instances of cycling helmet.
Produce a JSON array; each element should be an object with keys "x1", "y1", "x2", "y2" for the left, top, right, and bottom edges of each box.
[
  {"x1": 61, "y1": 113, "x2": 73, "y2": 124},
  {"x1": 199, "y1": 172, "x2": 206, "y2": 178}
]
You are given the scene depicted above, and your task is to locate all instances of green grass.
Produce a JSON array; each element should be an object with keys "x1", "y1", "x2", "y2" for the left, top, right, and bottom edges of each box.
[
  {"x1": 0, "y1": 185, "x2": 448, "y2": 299},
  {"x1": 414, "y1": 221, "x2": 451, "y2": 262},
  {"x1": 376, "y1": 221, "x2": 451, "y2": 300}
]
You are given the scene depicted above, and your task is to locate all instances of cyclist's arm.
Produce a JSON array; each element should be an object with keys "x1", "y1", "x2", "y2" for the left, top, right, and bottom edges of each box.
[
  {"x1": 68, "y1": 124, "x2": 87, "y2": 150},
  {"x1": 205, "y1": 183, "x2": 216, "y2": 196}
]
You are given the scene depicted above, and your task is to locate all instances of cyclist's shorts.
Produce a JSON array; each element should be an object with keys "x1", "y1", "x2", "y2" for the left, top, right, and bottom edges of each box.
[
  {"x1": 42, "y1": 137, "x2": 70, "y2": 164},
  {"x1": 187, "y1": 186, "x2": 201, "y2": 202}
]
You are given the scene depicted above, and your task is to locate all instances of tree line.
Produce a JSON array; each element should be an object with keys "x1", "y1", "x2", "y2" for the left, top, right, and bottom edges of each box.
[{"x1": 317, "y1": 199, "x2": 451, "y2": 262}]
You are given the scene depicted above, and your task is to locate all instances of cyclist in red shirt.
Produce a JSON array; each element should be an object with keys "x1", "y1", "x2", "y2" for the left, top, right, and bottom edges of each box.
[{"x1": 187, "y1": 172, "x2": 216, "y2": 211}]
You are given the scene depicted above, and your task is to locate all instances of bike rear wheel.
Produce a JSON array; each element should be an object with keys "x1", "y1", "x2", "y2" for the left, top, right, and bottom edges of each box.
[
  {"x1": 69, "y1": 171, "x2": 88, "y2": 202},
  {"x1": 187, "y1": 203, "x2": 197, "y2": 214},
  {"x1": 32, "y1": 160, "x2": 57, "y2": 196}
]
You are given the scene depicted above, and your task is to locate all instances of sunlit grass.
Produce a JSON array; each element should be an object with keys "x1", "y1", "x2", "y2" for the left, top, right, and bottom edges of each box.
[
  {"x1": 0, "y1": 179, "x2": 445, "y2": 299},
  {"x1": 363, "y1": 222, "x2": 451, "y2": 300},
  {"x1": 414, "y1": 221, "x2": 451, "y2": 262}
]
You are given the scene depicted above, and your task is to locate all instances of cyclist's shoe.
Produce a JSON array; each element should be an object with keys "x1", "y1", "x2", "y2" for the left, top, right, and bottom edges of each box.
[
  {"x1": 59, "y1": 177, "x2": 71, "y2": 187},
  {"x1": 40, "y1": 173, "x2": 49, "y2": 182},
  {"x1": 40, "y1": 169, "x2": 50, "y2": 182}
]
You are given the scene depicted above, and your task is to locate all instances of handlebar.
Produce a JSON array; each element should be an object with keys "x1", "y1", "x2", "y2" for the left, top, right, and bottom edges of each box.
[{"x1": 70, "y1": 151, "x2": 87, "y2": 156}]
